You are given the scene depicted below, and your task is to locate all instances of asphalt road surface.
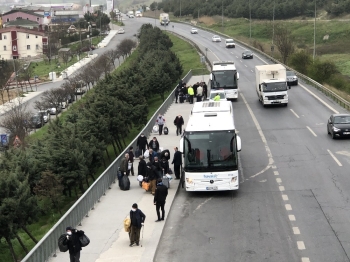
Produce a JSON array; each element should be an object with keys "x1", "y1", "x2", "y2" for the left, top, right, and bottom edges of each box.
[{"x1": 124, "y1": 18, "x2": 350, "y2": 262}]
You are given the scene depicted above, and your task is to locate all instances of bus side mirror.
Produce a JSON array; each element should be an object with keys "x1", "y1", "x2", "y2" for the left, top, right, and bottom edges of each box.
[
  {"x1": 209, "y1": 73, "x2": 212, "y2": 80},
  {"x1": 259, "y1": 85, "x2": 261, "y2": 91},
  {"x1": 179, "y1": 137, "x2": 184, "y2": 153},
  {"x1": 236, "y1": 136, "x2": 242, "y2": 152}
]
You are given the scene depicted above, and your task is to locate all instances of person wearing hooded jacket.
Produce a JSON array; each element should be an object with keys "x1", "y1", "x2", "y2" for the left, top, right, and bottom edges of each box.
[
  {"x1": 63, "y1": 226, "x2": 85, "y2": 262},
  {"x1": 154, "y1": 178, "x2": 168, "y2": 222},
  {"x1": 160, "y1": 149, "x2": 171, "y2": 161}
]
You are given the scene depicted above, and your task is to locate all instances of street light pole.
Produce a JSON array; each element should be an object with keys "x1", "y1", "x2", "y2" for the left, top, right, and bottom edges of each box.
[
  {"x1": 249, "y1": 0, "x2": 251, "y2": 39},
  {"x1": 221, "y1": 1, "x2": 223, "y2": 29},
  {"x1": 313, "y1": 0, "x2": 316, "y2": 61},
  {"x1": 272, "y1": 0, "x2": 275, "y2": 56},
  {"x1": 180, "y1": 0, "x2": 181, "y2": 21}
]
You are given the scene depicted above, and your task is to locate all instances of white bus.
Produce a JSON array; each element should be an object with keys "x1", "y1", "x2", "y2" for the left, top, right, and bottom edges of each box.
[
  {"x1": 209, "y1": 61, "x2": 239, "y2": 100},
  {"x1": 180, "y1": 101, "x2": 242, "y2": 191}
]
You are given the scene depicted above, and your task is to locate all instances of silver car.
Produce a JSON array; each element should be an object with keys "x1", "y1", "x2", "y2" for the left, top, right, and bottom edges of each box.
[{"x1": 286, "y1": 71, "x2": 298, "y2": 86}]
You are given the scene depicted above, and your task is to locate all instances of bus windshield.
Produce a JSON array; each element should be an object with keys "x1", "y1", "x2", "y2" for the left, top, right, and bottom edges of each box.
[
  {"x1": 262, "y1": 82, "x2": 287, "y2": 92},
  {"x1": 183, "y1": 130, "x2": 238, "y2": 172},
  {"x1": 211, "y1": 70, "x2": 238, "y2": 89}
]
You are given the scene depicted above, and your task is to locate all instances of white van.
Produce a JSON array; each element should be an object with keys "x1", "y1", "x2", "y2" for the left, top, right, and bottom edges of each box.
[{"x1": 225, "y1": 39, "x2": 235, "y2": 48}]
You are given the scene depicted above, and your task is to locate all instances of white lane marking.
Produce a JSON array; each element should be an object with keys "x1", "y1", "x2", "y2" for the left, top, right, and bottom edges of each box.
[
  {"x1": 306, "y1": 126, "x2": 317, "y2": 137},
  {"x1": 299, "y1": 83, "x2": 339, "y2": 114},
  {"x1": 293, "y1": 227, "x2": 300, "y2": 234},
  {"x1": 259, "y1": 179, "x2": 267, "y2": 183},
  {"x1": 274, "y1": 171, "x2": 279, "y2": 176},
  {"x1": 285, "y1": 204, "x2": 292, "y2": 211},
  {"x1": 289, "y1": 215, "x2": 296, "y2": 221},
  {"x1": 327, "y1": 149, "x2": 343, "y2": 166},
  {"x1": 276, "y1": 178, "x2": 282, "y2": 183},
  {"x1": 290, "y1": 109, "x2": 300, "y2": 118},
  {"x1": 336, "y1": 150, "x2": 350, "y2": 158},
  {"x1": 244, "y1": 64, "x2": 247, "y2": 67},
  {"x1": 206, "y1": 47, "x2": 220, "y2": 60},
  {"x1": 239, "y1": 60, "x2": 243, "y2": 62},
  {"x1": 297, "y1": 241, "x2": 306, "y2": 250},
  {"x1": 241, "y1": 93, "x2": 274, "y2": 179},
  {"x1": 279, "y1": 186, "x2": 285, "y2": 191},
  {"x1": 193, "y1": 197, "x2": 212, "y2": 213},
  {"x1": 250, "y1": 164, "x2": 271, "y2": 178},
  {"x1": 251, "y1": 69, "x2": 253, "y2": 72},
  {"x1": 301, "y1": 258, "x2": 310, "y2": 262},
  {"x1": 282, "y1": 194, "x2": 289, "y2": 201},
  {"x1": 272, "y1": 165, "x2": 277, "y2": 169}
]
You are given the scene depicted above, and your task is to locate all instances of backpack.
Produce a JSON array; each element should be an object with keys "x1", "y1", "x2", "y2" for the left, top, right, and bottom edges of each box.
[{"x1": 79, "y1": 234, "x2": 90, "y2": 247}]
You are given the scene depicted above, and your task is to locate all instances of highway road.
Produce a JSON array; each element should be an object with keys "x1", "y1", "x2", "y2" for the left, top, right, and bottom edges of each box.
[{"x1": 122, "y1": 18, "x2": 350, "y2": 262}]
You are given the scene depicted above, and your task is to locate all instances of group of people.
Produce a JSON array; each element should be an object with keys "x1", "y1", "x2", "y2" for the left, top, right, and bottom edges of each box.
[{"x1": 175, "y1": 80, "x2": 208, "y2": 104}]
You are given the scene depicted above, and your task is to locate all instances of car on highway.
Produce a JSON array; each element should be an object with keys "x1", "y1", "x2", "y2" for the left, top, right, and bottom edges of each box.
[
  {"x1": 129, "y1": 14, "x2": 134, "y2": 18},
  {"x1": 242, "y1": 50, "x2": 253, "y2": 59},
  {"x1": 212, "y1": 35, "x2": 221, "y2": 42},
  {"x1": 30, "y1": 114, "x2": 43, "y2": 128},
  {"x1": 286, "y1": 71, "x2": 298, "y2": 86},
  {"x1": 225, "y1": 39, "x2": 235, "y2": 48},
  {"x1": 327, "y1": 114, "x2": 350, "y2": 139},
  {"x1": 191, "y1": 28, "x2": 198, "y2": 34},
  {"x1": 208, "y1": 90, "x2": 227, "y2": 101},
  {"x1": 48, "y1": 104, "x2": 62, "y2": 115},
  {"x1": 117, "y1": 28, "x2": 125, "y2": 34}
]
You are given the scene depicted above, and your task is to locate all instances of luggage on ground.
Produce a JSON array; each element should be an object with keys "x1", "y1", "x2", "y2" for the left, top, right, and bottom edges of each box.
[
  {"x1": 135, "y1": 149, "x2": 141, "y2": 158},
  {"x1": 79, "y1": 234, "x2": 90, "y2": 247},
  {"x1": 124, "y1": 217, "x2": 131, "y2": 232},
  {"x1": 142, "y1": 181, "x2": 150, "y2": 191},
  {"x1": 168, "y1": 168, "x2": 173, "y2": 175},
  {"x1": 152, "y1": 125, "x2": 159, "y2": 133},
  {"x1": 179, "y1": 96, "x2": 184, "y2": 103},
  {"x1": 164, "y1": 126, "x2": 169, "y2": 135},
  {"x1": 120, "y1": 175, "x2": 130, "y2": 191},
  {"x1": 144, "y1": 149, "x2": 149, "y2": 158},
  {"x1": 58, "y1": 234, "x2": 69, "y2": 252},
  {"x1": 137, "y1": 175, "x2": 144, "y2": 182},
  {"x1": 117, "y1": 170, "x2": 123, "y2": 187},
  {"x1": 162, "y1": 171, "x2": 170, "y2": 189}
]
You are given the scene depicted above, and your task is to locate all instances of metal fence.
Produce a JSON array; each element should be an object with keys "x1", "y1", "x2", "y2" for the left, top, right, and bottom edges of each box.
[
  {"x1": 179, "y1": 22, "x2": 350, "y2": 110},
  {"x1": 21, "y1": 70, "x2": 193, "y2": 262}
]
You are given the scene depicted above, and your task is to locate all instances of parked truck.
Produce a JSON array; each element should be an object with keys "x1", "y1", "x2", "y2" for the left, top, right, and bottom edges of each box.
[
  {"x1": 159, "y1": 13, "x2": 170, "y2": 25},
  {"x1": 255, "y1": 64, "x2": 289, "y2": 107}
]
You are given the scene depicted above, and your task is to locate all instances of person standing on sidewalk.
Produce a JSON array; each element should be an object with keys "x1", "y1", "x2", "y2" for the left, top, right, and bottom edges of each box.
[
  {"x1": 156, "y1": 114, "x2": 166, "y2": 135},
  {"x1": 154, "y1": 178, "x2": 168, "y2": 222},
  {"x1": 63, "y1": 226, "x2": 84, "y2": 262},
  {"x1": 172, "y1": 147, "x2": 182, "y2": 180},
  {"x1": 120, "y1": 153, "x2": 129, "y2": 176},
  {"x1": 174, "y1": 115, "x2": 184, "y2": 136},
  {"x1": 129, "y1": 203, "x2": 146, "y2": 247},
  {"x1": 148, "y1": 137, "x2": 160, "y2": 153},
  {"x1": 137, "y1": 133, "x2": 148, "y2": 156},
  {"x1": 128, "y1": 146, "x2": 135, "y2": 176},
  {"x1": 147, "y1": 162, "x2": 158, "y2": 195},
  {"x1": 187, "y1": 86, "x2": 194, "y2": 104}
]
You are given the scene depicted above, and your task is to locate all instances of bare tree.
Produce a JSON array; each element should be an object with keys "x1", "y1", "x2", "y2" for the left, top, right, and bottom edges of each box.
[
  {"x1": 117, "y1": 38, "x2": 137, "y2": 59},
  {"x1": 19, "y1": 67, "x2": 34, "y2": 91},
  {"x1": 104, "y1": 49, "x2": 119, "y2": 68},
  {"x1": 95, "y1": 55, "x2": 113, "y2": 76},
  {"x1": 41, "y1": 88, "x2": 66, "y2": 116},
  {"x1": 0, "y1": 97, "x2": 32, "y2": 143},
  {"x1": 273, "y1": 23, "x2": 295, "y2": 64}
]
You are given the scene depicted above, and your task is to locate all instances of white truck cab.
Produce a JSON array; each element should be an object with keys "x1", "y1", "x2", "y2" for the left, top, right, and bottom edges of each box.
[{"x1": 255, "y1": 64, "x2": 289, "y2": 107}]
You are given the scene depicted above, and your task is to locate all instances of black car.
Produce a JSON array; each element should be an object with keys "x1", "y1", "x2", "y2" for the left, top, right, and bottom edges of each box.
[
  {"x1": 327, "y1": 114, "x2": 350, "y2": 139},
  {"x1": 286, "y1": 71, "x2": 298, "y2": 86},
  {"x1": 30, "y1": 114, "x2": 43, "y2": 128},
  {"x1": 242, "y1": 50, "x2": 253, "y2": 59}
]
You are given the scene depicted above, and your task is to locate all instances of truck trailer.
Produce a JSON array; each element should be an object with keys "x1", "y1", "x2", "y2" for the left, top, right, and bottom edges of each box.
[{"x1": 159, "y1": 13, "x2": 169, "y2": 25}]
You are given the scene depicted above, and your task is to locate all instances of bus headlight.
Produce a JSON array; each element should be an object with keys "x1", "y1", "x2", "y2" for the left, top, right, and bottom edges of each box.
[
  {"x1": 186, "y1": 178, "x2": 193, "y2": 184},
  {"x1": 231, "y1": 176, "x2": 238, "y2": 183}
]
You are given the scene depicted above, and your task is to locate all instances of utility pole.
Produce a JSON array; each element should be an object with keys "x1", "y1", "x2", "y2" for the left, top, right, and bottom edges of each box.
[
  {"x1": 180, "y1": 0, "x2": 181, "y2": 21},
  {"x1": 249, "y1": 0, "x2": 251, "y2": 39},
  {"x1": 221, "y1": 1, "x2": 223, "y2": 29},
  {"x1": 272, "y1": 0, "x2": 275, "y2": 56},
  {"x1": 313, "y1": 0, "x2": 316, "y2": 61}
]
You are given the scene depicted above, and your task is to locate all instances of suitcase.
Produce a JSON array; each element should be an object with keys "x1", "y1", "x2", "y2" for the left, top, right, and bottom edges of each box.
[
  {"x1": 179, "y1": 96, "x2": 184, "y2": 103},
  {"x1": 135, "y1": 149, "x2": 141, "y2": 158},
  {"x1": 120, "y1": 175, "x2": 130, "y2": 191},
  {"x1": 163, "y1": 127, "x2": 169, "y2": 135},
  {"x1": 117, "y1": 171, "x2": 123, "y2": 187},
  {"x1": 162, "y1": 171, "x2": 170, "y2": 189}
]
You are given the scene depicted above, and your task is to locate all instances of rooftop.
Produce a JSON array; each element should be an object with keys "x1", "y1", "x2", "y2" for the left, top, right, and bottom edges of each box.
[
  {"x1": 3, "y1": 9, "x2": 44, "y2": 17},
  {"x1": 0, "y1": 26, "x2": 45, "y2": 36},
  {"x1": 4, "y1": 19, "x2": 39, "y2": 26}
]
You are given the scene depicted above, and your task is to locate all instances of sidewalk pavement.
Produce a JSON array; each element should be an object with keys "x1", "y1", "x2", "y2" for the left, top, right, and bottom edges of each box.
[
  {"x1": 98, "y1": 30, "x2": 119, "y2": 48},
  {"x1": 48, "y1": 75, "x2": 208, "y2": 262},
  {"x1": 0, "y1": 90, "x2": 43, "y2": 116}
]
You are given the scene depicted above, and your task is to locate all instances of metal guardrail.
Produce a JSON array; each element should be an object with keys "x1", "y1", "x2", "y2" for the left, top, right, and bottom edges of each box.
[
  {"x1": 179, "y1": 21, "x2": 350, "y2": 110},
  {"x1": 21, "y1": 70, "x2": 193, "y2": 262}
]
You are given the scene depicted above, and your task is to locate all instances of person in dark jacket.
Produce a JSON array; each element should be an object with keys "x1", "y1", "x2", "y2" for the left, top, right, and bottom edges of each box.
[
  {"x1": 147, "y1": 162, "x2": 158, "y2": 195},
  {"x1": 148, "y1": 149, "x2": 158, "y2": 163},
  {"x1": 172, "y1": 147, "x2": 182, "y2": 179},
  {"x1": 128, "y1": 146, "x2": 135, "y2": 176},
  {"x1": 129, "y1": 203, "x2": 146, "y2": 247},
  {"x1": 152, "y1": 156, "x2": 162, "y2": 178},
  {"x1": 174, "y1": 115, "x2": 184, "y2": 136},
  {"x1": 148, "y1": 137, "x2": 160, "y2": 152},
  {"x1": 175, "y1": 87, "x2": 181, "y2": 103},
  {"x1": 160, "y1": 157, "x2": 169, "y2": 175},
  {"x1": 138, "y1": 156, "x2": 147, "y2": 177},
  {"x1": 160, "y1": 149, "x2": 171, "y2": 161},
  {"x1": 119, "y1": 153, "x2": 129, "y2": 176},
  {"x1": 137, "y1": 134, "x2": 148, "y2": 155},
  {"x1": 154, "y1": 178, "x2": 169, "y2": 222},
  {"x1": 63, "y1": 226, "x2": 84, "y2": 262}
]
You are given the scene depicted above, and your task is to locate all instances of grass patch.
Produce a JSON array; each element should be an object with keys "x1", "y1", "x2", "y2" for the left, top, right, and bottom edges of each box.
[
  {"x1": 0, "y1": 31, "x2": 203, "y2": 261},
  {"x1": 167, "y1": 32, "x2": 210, "y2": 77},
  {"x1": 319, "y1": 54, "x2": 350, "y2": 76}
]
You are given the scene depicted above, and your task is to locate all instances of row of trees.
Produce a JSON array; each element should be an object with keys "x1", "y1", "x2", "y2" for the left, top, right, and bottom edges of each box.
[
  {"x1": 0, "y1": 24, "x2": 182, "y2": 261},
  {"x1": 155, "y1": 0, "x2": 331, "y2": 20}
]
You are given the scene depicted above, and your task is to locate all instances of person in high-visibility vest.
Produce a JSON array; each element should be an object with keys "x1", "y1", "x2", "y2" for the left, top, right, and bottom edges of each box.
[
  {"x1": 187, "y1": 86, "x2": 194, "y2": 104},
  {"x1": 213, "y1": 93, "x2": 221, "y2": 101}
]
